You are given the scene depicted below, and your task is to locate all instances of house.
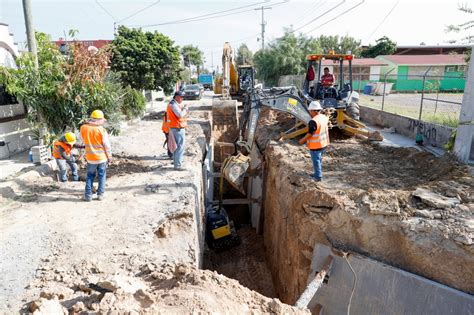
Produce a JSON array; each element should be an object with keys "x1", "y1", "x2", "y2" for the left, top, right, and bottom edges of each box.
[
  {"x1": 394, "y1": 44, "x2": 471, "y2": 56},
  {"x1": 0, "y1": 23, "x2": 36, "y2": 159},
  {"x1": 375, "y1": 54, "x2": 467, "y2": 92},
  {"x1": 321, "y1": 58, "x2": 388, "y2": 91}
]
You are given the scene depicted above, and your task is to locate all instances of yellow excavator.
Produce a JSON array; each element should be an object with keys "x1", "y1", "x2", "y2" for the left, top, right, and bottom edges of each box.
[
  {"x1": 213, "y1": 42, "x2": 254, "y2": 101},
  {"x1": 221, "y1": 53, "x2": 383, "y2": 192}
]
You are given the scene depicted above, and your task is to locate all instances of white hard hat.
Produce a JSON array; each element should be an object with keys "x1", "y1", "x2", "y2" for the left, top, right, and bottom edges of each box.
[{"x1": 308, "y1": 101, "x2": 322, "y2": 111}]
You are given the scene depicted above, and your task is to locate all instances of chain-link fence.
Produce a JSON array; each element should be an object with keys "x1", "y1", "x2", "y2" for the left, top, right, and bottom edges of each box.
[{"x1": 357, "y1": 68, "x2": 466, "y2": 128}]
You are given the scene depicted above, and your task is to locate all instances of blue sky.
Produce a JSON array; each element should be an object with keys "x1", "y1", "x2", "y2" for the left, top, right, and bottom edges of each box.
[{"x1": 1, "y1": 0, "x2": 471, "y2": 70}]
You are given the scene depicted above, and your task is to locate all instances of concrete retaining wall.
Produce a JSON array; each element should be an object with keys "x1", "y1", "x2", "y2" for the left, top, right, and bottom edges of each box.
[{"x1": 360, "y1": 106, "x2": 454, "y2": 148}]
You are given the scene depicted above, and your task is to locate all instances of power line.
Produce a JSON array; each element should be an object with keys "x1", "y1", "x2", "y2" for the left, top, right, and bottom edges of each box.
[
  {"x1": 365, "y1": 0, "x2": 400, "y2": 42},
  {"x1": 292, "y1": 0, "x2": 346, "y2": 33},
  {"x1": 117, "y1": 0, "x2": 161, "y2": 23},
  {"x1": 134, "y1": 1, "x2": 270, "y2": 27},
  {"x1": 95, "y1": 0, "x2": 117, "y2": 21},
  {"x1": 303, "y1": 0, "x2": 366, "y2": 35}
]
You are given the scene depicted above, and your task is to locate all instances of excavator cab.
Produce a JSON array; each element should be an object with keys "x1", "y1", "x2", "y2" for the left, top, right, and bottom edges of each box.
[{"x1": 238, "y1": 65, "x2": 254, "y2": 94}]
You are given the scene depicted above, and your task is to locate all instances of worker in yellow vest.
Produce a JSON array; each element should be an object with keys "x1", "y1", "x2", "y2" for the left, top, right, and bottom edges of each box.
[
  {"x1": 166, "y1": 91, "x2": 189, "y2": 170},
  {"x1": 80, "y1": 110, "x2": 112, "y2": 201},
  {"x1": 52, "y1": 132, "x2": 83, "y2": 182},
  {"x1": 299, "y1": 101, "x2": 330, "y2": 181}
]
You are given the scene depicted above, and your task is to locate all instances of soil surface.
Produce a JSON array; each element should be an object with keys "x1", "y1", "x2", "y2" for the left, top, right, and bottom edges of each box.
[{"x1": 255, "y1": 111, "x2": 473, "y2": 303}]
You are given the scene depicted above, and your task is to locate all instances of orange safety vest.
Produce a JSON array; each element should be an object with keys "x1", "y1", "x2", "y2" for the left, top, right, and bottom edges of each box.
[
  {"x1": 52, "y1": 140, "x2": 72, "y2": 159},
  {"x1": 80, "y1": 123, "x2": 110, "y2": 162},
  {"x1": 307, "y1": 114, "x2": 330, "y2": 150},
  {"x1": 166, "y1": 101, "x2": 187, "y2": 129},
  {"x1": 162, "y1": 112, "x2": 170, "y2": 133}
]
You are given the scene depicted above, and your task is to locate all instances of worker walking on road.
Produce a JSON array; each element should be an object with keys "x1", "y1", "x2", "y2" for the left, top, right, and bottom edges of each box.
[
  {"x1": 52, "y1": 132, "x2": 84, "y2": 182},
  {"x1": 299, "y1": 101, "x2": 330, "y2": 181},
  {"x1": 80, "y1": 110, "x2": 112, "y2": 201},
  {"x1": 166, "y1": 91, "x2": 189, "y2": 170}
]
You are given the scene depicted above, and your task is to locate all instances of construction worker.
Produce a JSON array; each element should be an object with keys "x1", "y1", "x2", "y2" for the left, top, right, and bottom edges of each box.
[
  {"x1": 321, "y1": 67, "x2": 335, "y2": 87},
  {"x1": 52, "y1": 132, "x2": 83, "y2": 182},
  {"x1": 161, "y1": 111, "x2": 173, "y2": 159},
  {"x1": 166, "y1": 91, "x2": 189, "y2": 170},
  {"x1": 298, "y1": 101, "x2": 330, "y2": 181},
  {"x1": 80, "y1": 109, "x2": 112, "y2": 201}
]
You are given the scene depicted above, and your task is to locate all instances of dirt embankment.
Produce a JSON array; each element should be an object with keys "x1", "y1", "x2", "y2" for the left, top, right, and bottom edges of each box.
[{"x1": 254, "y1": 112, "x2": 473, "y2": 303}]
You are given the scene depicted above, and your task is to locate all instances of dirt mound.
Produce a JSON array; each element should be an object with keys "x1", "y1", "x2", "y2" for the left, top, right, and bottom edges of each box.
[{"x1": 27, "y1": 263, "x2": 308, "y2": 314}]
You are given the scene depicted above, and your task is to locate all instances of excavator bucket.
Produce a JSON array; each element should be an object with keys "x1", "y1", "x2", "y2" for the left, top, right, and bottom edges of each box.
[
  {"x1": 221, "y1": 153, "x2": 251, "y2": 194},
  {"x1": 335, "y1": 109, "x2": 383, "y2": 141}
]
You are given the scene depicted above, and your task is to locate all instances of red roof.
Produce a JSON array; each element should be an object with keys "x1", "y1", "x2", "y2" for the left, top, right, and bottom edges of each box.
[
  {"x1": 378, "y1": 54, "x2": 467, "y2": 65},
  {"x1": 53, "y1": 39, "x2": 112, "y2": 49},
  {"x1": 322, "y1": 58, "x2": 387, "y2": 66}
]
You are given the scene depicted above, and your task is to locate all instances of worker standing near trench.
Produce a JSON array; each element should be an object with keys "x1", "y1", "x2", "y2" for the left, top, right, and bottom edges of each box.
[
  {"x1": 161, "y1": 111, "x2": 173, "y2": 159},
  {"x1": 52, "y1": 132, "x2": 84, "y2": 182},
  {"x1": 298, "y1": 101, "x2": 330, "y2": 181},
  {"x1": 80, "y1": 110, "x2": 112, "y2": 201},
  {"x1": 166, "y1": 91, "x2": 189, "y2": 170}
]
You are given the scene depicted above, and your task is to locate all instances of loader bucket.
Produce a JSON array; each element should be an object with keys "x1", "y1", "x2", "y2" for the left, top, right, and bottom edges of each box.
[{"x1": 221, "y1": 153, "x2": 251, "y2": 194}]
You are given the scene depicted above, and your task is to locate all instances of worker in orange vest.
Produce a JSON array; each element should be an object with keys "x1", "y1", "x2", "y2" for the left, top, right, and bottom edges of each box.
[
  {"x1": 299, "y1": 101, "x2": 330, "y2": 181},
  {"x1": 52, "y1": 132, "x2": 84, "y2": 182},
  {"x1": 80, "y1": 110, "x2": 112, "y2": 201},
  {"x1": 161, "y1": 111, "x2": 172, "y2": 159},
  {"x1": 166, "y1": 91, "x2": 189, "y2": 170}
]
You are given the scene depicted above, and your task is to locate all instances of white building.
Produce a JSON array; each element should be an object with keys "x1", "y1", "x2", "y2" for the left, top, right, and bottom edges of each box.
[{"x1": 0, "y1": 22, "x2": 36, "y2": 159}]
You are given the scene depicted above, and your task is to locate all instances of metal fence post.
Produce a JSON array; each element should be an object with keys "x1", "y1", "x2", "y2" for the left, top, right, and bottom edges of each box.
[
  {"x1": 382, "y1": 68, "x2": 395, "y2": 112},
  {"x1": 419, "y1": 66, "x2": 432, "y2": 121}
]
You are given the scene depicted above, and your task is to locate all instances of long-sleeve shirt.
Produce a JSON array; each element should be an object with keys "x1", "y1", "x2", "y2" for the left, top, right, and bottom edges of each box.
[{"x1": 170, "y1": 99, "x2": 188, "y2": 118}]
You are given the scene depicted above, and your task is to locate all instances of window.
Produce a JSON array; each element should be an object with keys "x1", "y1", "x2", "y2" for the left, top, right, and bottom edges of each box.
[
  {"x1": 407, "y1": 66, "x2": 444, "y2": 80},
  {"x1": 457, "y1": 65, "x2": 466, "y2": 72},
  {"x1": 0, "y1": 85, "x2": 18, "y2": 106},
  {"x1": 445, "y1": 66, "x2": 456, "y2": 72}
]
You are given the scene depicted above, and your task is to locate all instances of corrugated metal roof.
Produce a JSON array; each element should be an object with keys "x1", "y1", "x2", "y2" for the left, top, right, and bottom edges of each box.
[
  {"x1": 378, "y1": 54, "x2": 467, "y2": 65},
  {"x1": 322, "y1": 58, "x2": 387, "y2": 66}
]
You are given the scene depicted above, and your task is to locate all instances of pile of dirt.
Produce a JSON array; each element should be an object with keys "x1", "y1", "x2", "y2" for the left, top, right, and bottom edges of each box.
[{"x1": 26, "y1": 262, "x2": 307, "y2": 314}]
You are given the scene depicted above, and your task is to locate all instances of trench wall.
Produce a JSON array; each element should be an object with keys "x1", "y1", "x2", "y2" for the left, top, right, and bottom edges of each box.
[{"x1": 262, "y1": 144, "x2": 473, "y2": 304}]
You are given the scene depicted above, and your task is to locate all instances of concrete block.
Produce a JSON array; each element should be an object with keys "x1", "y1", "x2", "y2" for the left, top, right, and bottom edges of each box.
[{"x1": 307, "y1": 244, "x2": 474, "y2": 315}]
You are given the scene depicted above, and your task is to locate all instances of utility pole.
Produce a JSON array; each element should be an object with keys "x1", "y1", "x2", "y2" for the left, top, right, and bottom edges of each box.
[
  {"x1": 454, "y1": 54, "x2": 474, "y2": 163},
  {"x1": 255, "y1": 6, "x2": 272, "y2": 50},
  {"x1": 22, "y1": 0, "x2": 38, "y2": 68}
]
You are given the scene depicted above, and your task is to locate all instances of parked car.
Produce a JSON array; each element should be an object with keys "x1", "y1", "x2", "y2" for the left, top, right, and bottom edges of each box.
[
  {"x1": 183, "y1": 84, "x2": 203, "y2": 100},
  {"x1": 197, "y1": 83, "x2": 204, "y2": 92}
]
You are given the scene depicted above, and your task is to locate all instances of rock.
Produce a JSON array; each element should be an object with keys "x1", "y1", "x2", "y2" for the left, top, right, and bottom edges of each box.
[
  {"x1": 412, "y1": 188, "x2": 460, "y2": 209},
  {"x1": 39, "y1": 284, "x2": 74, "y2": 300},
  {"x1": 454, "y1": 234, "x2": 472, "y2": 245},
  {"x1": 71, "y1": 301, "x2": 85, "y2": 313},
  {"x1": 99, "y1": 292, "x2": 116, "y2": 310},
  {"x1": 415, "y1": 210, "x2": 434, "y2": 219},
  {"x1": 133, "y1": 289, "x2": 154, "y2": 308},
  {"x1": 30, "y1": 297, "x2": 67, "y2": 315},
  {"x1": 362, "y1": 191, "x2": 400, "y2": 216},
  {"x1": 96, "y1": 280, "x2": 119, "y2": 292}
]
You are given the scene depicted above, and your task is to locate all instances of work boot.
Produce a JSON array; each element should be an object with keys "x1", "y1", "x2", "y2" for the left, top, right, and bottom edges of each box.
[
  {"x1": 97, "y1": 194, "x2": 104, "y2": 201},
  {"x1": 83, "y1": 196, "x2": 92, "y2": 202}
]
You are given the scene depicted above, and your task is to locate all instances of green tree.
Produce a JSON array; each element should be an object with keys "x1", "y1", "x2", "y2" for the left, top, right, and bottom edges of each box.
[
  {"x1": 315, "y1": 35, "x2": 362, "y2": 56},
  {"x1": 111, "y1": 26, "x2": 182, "y2": 94},
  {"x1": 236, "y1": 43, "x2": 254, "y2": 66},
  {"x1": 361, "y1": 36, "x2": 397, "y2": 58},
  {"x1": 0, "y1": 32, "x2": 125, "y2": 138},
  {"x1": 254, "y1": 30, "x2": 322, "y2": 86},
  {"x1": 181, "y1": 45, "x2": 204, "y2": 76},
  {"x1": 446, "y1": 4, "x2": 473, "y2": 62}
]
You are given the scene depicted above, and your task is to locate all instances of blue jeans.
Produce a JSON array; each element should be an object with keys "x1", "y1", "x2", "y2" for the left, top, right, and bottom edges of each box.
[
  {"x1": 85, "y1": 162, "x2": 107, "y2": 198},
  {"x1": 55, "y1": 158, "x2": 78, "y2": 182},
  {"x1": 170, "y1": 128, "x2": 185, "y2": 169},
  {"x1": 310, "y1": 148, "x2": 325, "y2": 180}
]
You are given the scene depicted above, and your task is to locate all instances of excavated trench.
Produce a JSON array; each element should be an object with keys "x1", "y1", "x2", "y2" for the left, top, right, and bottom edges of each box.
[{"x1": 204, "y1": 103, "x2": 474, "y2": 313}]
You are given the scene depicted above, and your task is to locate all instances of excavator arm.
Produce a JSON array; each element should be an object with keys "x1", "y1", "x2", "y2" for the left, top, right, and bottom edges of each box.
[
  {"x1": 222, "y1": 86, "x2": 312, "y2": 192},
  {"x1": 236, "y1": 86, "x2": 311, "y2": 154}
]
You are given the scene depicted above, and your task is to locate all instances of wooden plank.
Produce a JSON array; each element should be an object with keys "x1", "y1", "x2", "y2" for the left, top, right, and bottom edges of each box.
[{"x1": 212, "y1": 198, "x2": 259, "y2": 205}]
